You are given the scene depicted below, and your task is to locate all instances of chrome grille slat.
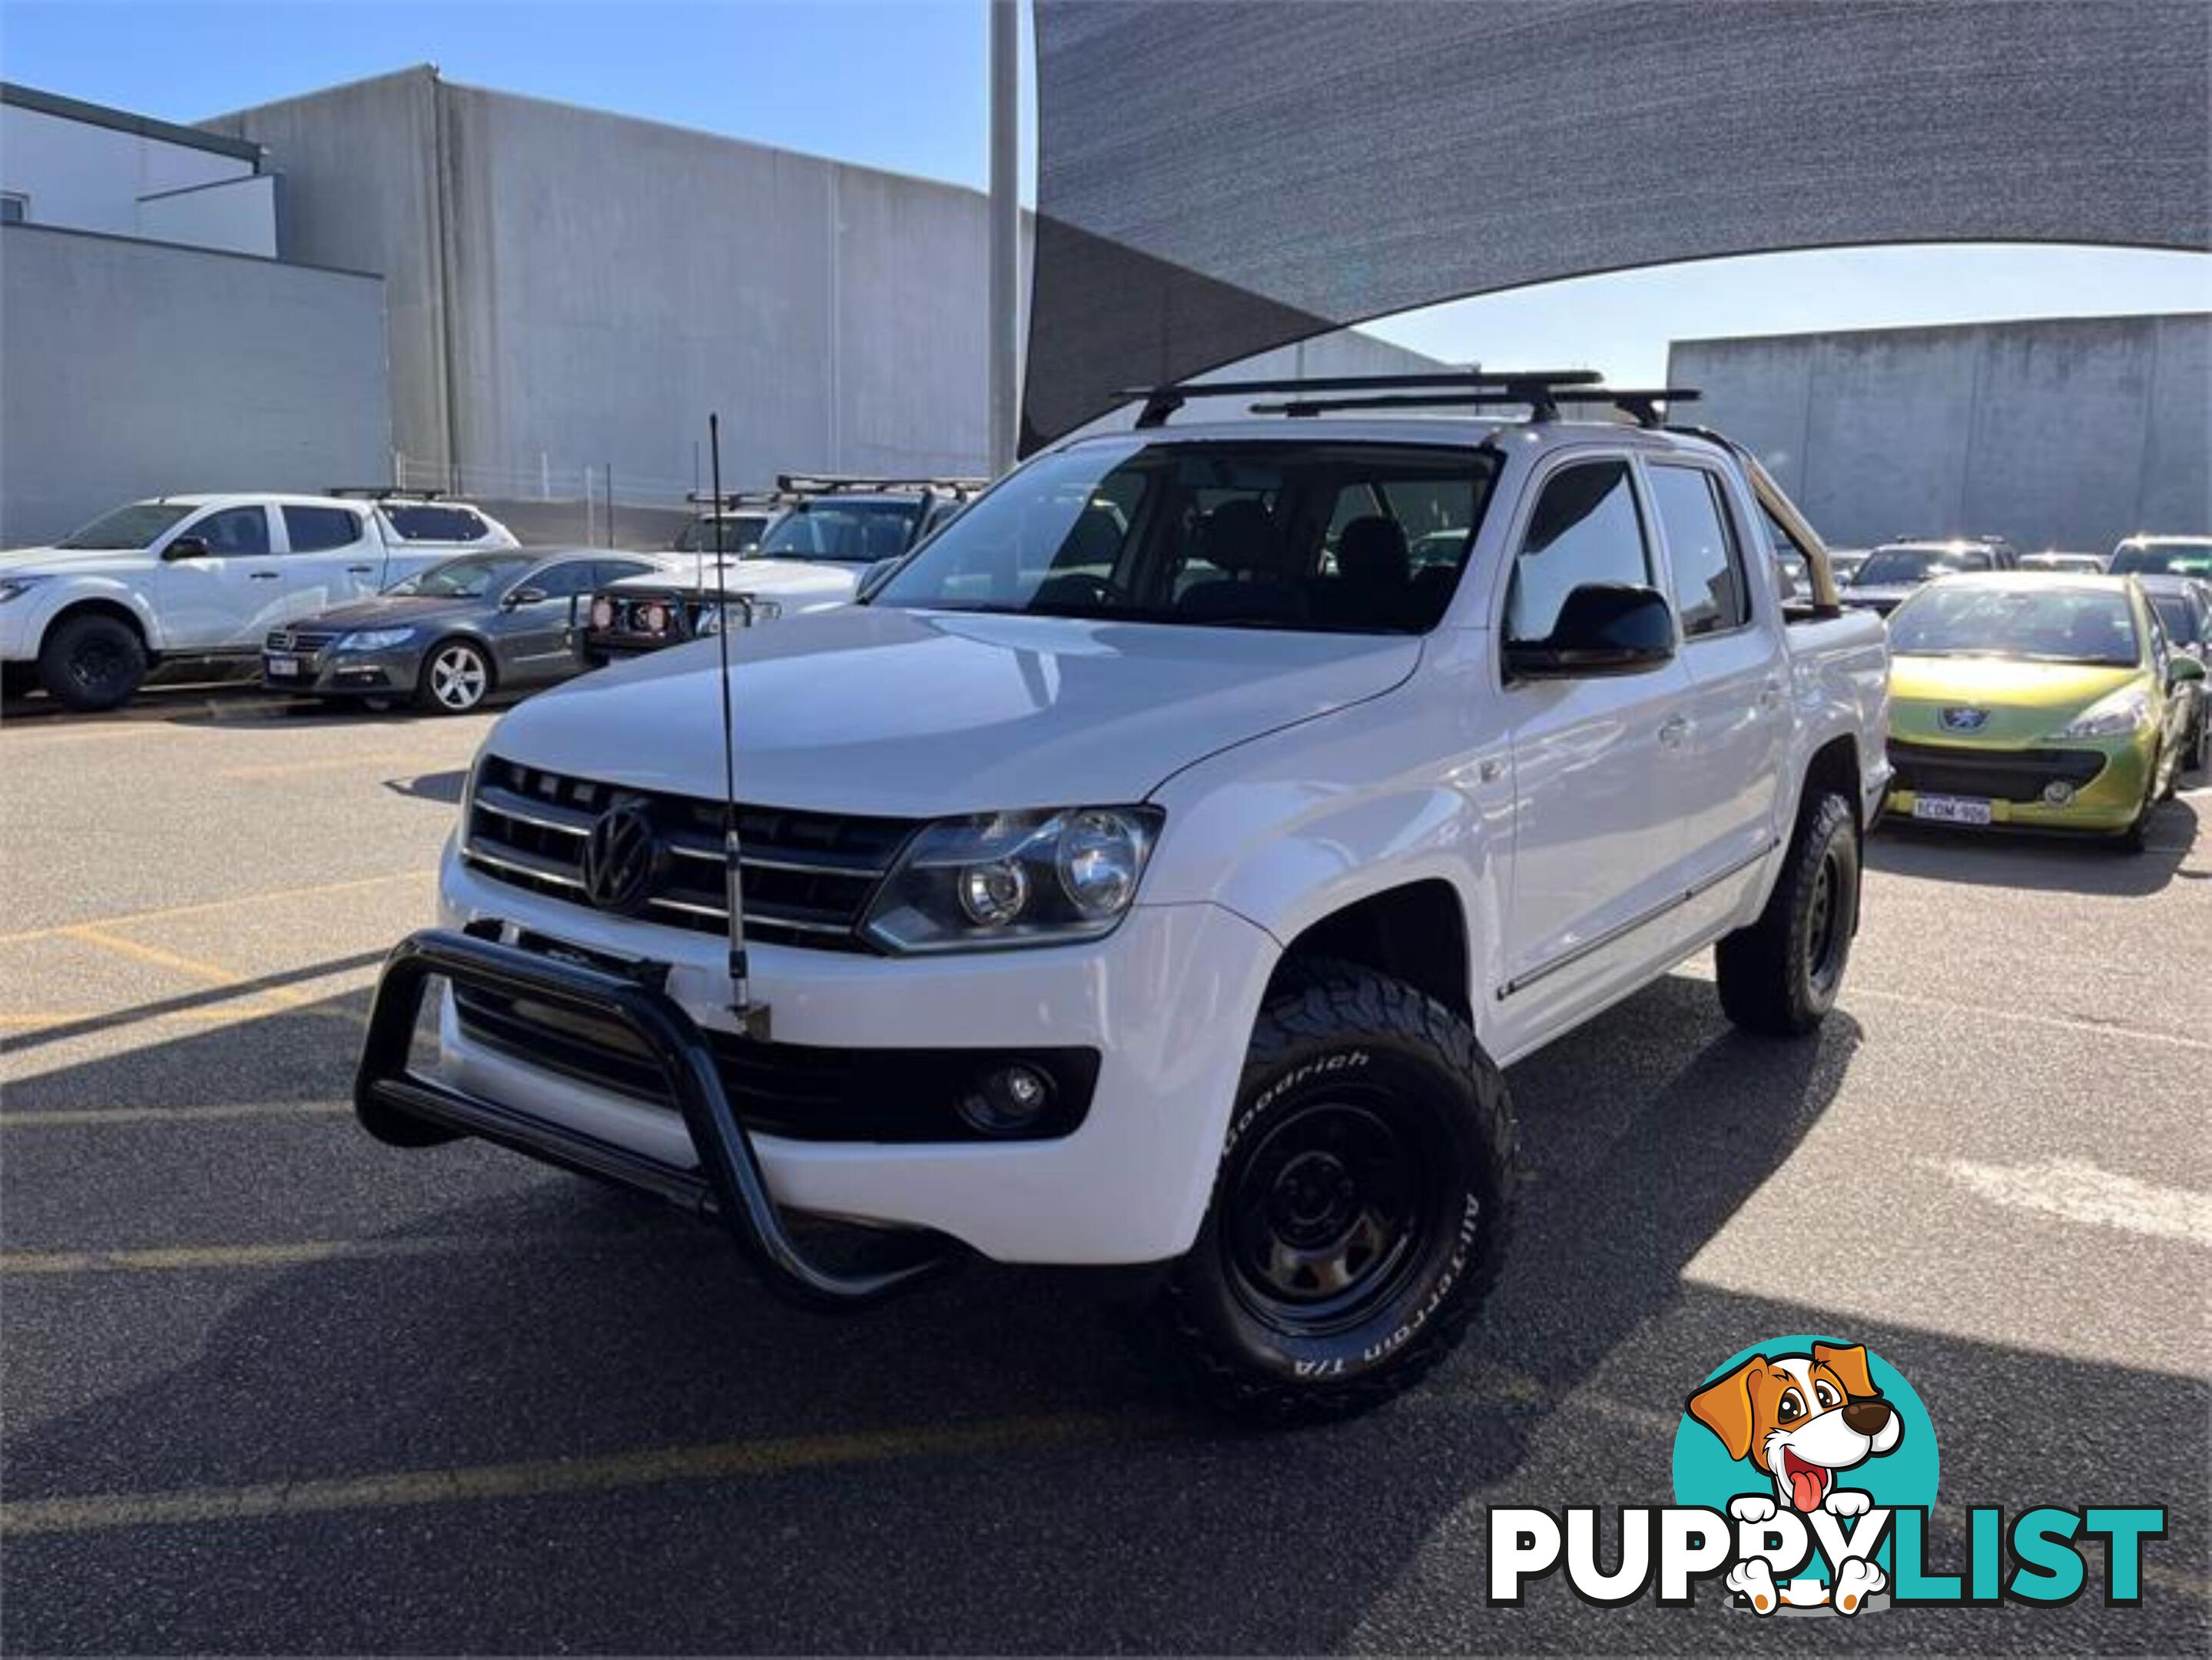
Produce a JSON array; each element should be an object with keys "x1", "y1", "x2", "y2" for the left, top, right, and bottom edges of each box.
[
  {"x1": 474, "y1": 785, "x2": 593, "y2": 835},
  {"x1": 463, "y1": 843, "x2": 589, "y2": 891},
  {"x1": 663, "y1": 838, "x2": 888, "y2": 878}
]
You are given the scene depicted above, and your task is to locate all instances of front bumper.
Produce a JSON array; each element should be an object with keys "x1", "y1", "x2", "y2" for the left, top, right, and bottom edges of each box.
[
  {"x1": 262, "y1": 642, "x2": 426, "y2": 696},
  {"x1": 1885, "y1": 729, "x2": 2154, "y2": 832},
  {"x1": 399, "y1": 838, "x2": 1278, "y2": 1265}
]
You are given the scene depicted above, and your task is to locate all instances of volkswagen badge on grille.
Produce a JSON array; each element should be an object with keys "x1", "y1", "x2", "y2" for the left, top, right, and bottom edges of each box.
[
  {"x1": 1939, "y1": 706, "x2": 1990, "y2": 732},
  {"x1": 580, "y1": 801, "x2": 661, "y2": 912}
]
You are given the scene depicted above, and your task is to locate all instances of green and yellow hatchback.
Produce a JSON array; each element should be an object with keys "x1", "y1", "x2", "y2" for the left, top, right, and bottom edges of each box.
[{"x1": 1883, "y1": 573, "x2": 2202, "y2": 850}]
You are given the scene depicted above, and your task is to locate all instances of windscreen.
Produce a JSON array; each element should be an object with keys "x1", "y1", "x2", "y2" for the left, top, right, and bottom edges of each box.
[
  {"x1": 1855, "y1": 547, "x2": 1992, "y2": 586},
  {"x1": 386, "y1": 555, "x2": 530, "y2": 599},
  {"x1": 58, "y1": 503, "x2": 194, "y2": 550},
  {"x1": 673, "y1": 514, "x2": 770, "y2": 553},
  {"x1": 2110, "y1": 540, "x2": 2212, "y2": 576},
  {"x1": 871, "y1": 440, "x2": 1498, "y2": 634},
  {"x1": 1889, "y1": 584, "x2": 2141, "y2": 669},
  {"x1": 2148, "y1": 593, "x2": 2207, "y2": 648},
  {"x1": 758, "y1": 501, "x2": 920, "y2": 563}
]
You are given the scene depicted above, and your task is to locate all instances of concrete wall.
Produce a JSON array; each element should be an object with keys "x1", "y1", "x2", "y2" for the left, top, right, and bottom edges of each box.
[
  {"x1": 207, "y1": 68, "x2": 1443, "y2": 506},
  {"x1": 0, "y1": 97, "x2": 270, "y2": 254},
  {"x1": 207, "y1": 69, "x2": 1016, "y2": 498},
  {"x1": 0, "y1": 224, "x2": 388, "y2": 545},
  {"x1": 1671, "y1": 315, "x2": 2212, "y2": 553},
  {"x1": 201, "y1": 71, "x2": 451, "y2": 480}
]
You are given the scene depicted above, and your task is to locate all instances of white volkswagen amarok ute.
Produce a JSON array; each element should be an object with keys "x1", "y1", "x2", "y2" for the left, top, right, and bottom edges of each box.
[{"x1": 356, "y1": 375, "x2": 1890, "y2": 1423}]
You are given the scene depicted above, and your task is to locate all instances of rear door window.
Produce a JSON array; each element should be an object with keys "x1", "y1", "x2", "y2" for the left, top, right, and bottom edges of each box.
[
  {"x1": 282, "y1": 506, "x2": 365, "y2": 553},
  {"x1": 1647, "y1": 464, "x2": 1749, "y2": 636}
]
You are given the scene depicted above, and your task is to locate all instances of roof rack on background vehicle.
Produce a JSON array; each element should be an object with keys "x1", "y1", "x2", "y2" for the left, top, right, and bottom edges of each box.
[
  {"x1": 774, "y1": 474, "x2": 989, "y2": 497},
  {"x1": 1116, "y1": 369, "x2": 1603, "y2": 430},
  {"x1": 1246, "y1": 385, "x2": 1704, "y2": 428},
  {"x1": 327, "y1": 486, "x2": 449, "y2": 502},
  {"x1": 685, "y1": 490, "x2": 788, "y2": 509}
]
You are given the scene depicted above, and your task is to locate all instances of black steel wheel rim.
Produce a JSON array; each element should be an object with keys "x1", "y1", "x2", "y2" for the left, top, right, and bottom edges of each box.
[
  {"x1": 1806, "y1": 848, "x2": 1845, "y2": 995},
  {"x1": 71, "y1": 637, "x2": 122, "y2": 689},
  {"x1": 1223, "y1": 1093, "x2": 1444, "y2": 1336}
]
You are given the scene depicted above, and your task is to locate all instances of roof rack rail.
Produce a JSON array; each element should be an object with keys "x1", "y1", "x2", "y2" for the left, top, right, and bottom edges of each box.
[
  {"x1": 1245, "y1": 385, "x2": 1703, "y2": 427},
  {"x1": 327, "y1": 486, "x2": 446, "y2": 501},
  {"x1": 1116, "y1": 370, "x2": 1603, "y2": 430},
  {"x1": 685, "y1": 490, "x2": 788, "y2": 510},
  {"x1": 775, "y1": 473, "x2": 988, "y2": 497}
]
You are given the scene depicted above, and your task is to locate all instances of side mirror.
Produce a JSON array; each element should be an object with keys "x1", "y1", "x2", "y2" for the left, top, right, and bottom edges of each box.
[
  {"x1": 1504, "y1": 583, "x2": 1676, "y2": 680},
  {"x1": 163, "y1": 535, "x2": 211, "y2": 561},
  {"x1": 502, "y1": 586, "x2": 548, "y2": 609},
  {"x1": 2169, "y1": 652, "x2": 2205, "y2": 686}
]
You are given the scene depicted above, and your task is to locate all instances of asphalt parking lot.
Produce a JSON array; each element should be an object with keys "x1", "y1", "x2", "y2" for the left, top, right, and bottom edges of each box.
[{"x1": 2, "y1": 682, "x2": 2207, "y2": 1655}]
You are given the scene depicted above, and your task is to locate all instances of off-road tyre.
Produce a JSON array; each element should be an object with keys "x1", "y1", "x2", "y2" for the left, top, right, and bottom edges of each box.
[
  {"x1": 1716, "y1": 792, "x2": 1859, "y2": 1036},
  {"x1": 37, "y1": 611, "x2": 148, "y2": 712},
  {"x1": 1153, "y1": 960, "x2": 1518, "y2": 1427}
]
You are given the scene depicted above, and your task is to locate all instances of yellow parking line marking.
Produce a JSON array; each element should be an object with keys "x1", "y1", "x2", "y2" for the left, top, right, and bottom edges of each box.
[
  {"x1": 0, "y1": 1414, "x2": 1130, "y2": 1537},
  {"x1": 1, "y1": 1236, "x2": 512, "y2": 1275},
  {"x1": 0, "y1": 872, "x2": 424, "y2": 948},
  {"x1": 59, "y1": 925, "x2": 255, "y2": 987},
  {"x1": 0, "y1": 1102, "x2": 352, "y2": 1129},
  {"x1": 44, "y1": 926, "x2": 372, "y2": 1028},
  {"x1": 0, "y1": 1010, "x2": 248, "y2": 1028},
  {"x1": 217, "y1": 752, "x2": 428, "y2": 781}
]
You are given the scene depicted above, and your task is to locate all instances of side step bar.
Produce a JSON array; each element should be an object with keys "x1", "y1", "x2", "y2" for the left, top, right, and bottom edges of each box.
[{"x1": 353, "y1": 928, "x2": 959, "y2": 1310}]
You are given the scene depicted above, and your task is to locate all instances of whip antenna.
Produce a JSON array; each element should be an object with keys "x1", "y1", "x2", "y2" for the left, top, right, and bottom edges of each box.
[{"x1": 708, "y1": 414, "x2": 766, "y2": 1038}]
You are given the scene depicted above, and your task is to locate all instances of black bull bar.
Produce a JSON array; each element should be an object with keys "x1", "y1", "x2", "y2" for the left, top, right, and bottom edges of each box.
[{"x1": 353, "y1": 928, "x2": 960, "y2": 1310}]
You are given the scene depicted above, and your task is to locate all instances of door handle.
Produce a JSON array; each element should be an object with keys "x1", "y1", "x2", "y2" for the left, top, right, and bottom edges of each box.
[
  {"x1": 248, "y1": 571, "x2": 281, "y2": 582},
  {"x1": 1657, "y1": 714, "x2": 1691, "y2": 749},
  {"x1": 347, "y1": 564, "x2": 375, "y2": 575},
  {"x1": 1758, "y1": 676, "x2": 1785, "y2": 710}
]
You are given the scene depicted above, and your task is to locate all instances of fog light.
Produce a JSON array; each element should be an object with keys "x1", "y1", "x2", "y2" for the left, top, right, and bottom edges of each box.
[
  {"x1": 2043, "y1": 781, "x2": 2075, "y2": 805},
  {"x1": 958, "y1": 1063, "x2": 1054, "y2": 1136},
  {"x1": 958, "y1": 860, "x2": 1029, "y2": 926}
]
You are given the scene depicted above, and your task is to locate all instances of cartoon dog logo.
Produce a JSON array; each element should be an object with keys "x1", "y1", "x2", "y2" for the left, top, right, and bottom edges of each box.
[{"x1": 1687, "y1": 1341, "x2": 1903, "y2": 1614}]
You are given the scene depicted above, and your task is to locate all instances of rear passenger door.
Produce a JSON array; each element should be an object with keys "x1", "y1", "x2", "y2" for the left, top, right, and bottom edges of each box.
[
  {"x1": 1642, "y1": 459, "x2": 1788, "y2": 889},
  {"x1": 1494, "y1": 456, "x2": 1699, "y2": 1053},
  {"x1": 277, "y1": 504, "x2": 376, "y2": 609}
]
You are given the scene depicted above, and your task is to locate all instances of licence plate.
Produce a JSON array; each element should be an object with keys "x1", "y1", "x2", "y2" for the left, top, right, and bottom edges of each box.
[
  {"x1": 1912, "y1": 793, "x2": 1993, "y2": 826},
  {"x1": 266, "y1": 655, "x2": 300, "y2": 678}
]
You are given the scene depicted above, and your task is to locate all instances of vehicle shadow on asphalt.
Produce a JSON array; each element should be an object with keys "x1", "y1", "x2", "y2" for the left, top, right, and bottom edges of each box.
[
  {"x1": 383, "y1": 768, "x2": 469, "y2": 805},
  {"x1": 1867, "y1": 795, "x2": 2202, "y2": 897},
  {"x1": 5, "y1": 974, "x2": 2204, "y2": 1652}
]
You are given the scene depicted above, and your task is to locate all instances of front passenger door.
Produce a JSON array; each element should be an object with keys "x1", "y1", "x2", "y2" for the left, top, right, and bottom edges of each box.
[
  {"x1": 1496, "y1": 458, "x2": 1696, "y2": 1053},
  {"x1": 492, "y1": 557, "x2": 605, "y2": 681},
  {"x1": 155, "y1": 505, "x2": 284, "y2": 649}
]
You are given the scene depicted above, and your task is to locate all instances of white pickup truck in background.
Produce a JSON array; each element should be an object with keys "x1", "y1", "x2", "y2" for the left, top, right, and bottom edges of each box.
[
  {"x1": 355, "y1": 380, "x2": 1891, "y2": 1424},
  {"x1": 0, "y1": 492, "x2": 519, "y2": 709}
]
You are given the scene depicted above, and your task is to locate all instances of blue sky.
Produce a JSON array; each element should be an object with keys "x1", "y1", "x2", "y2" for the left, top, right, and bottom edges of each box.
[{"x1": 5, "y1": 0, "x2": 2204, "y2": 383}]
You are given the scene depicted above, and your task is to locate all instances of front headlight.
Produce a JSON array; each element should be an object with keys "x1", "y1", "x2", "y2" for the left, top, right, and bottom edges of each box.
[
  {"x1": 862, "y1": 805, "x2": 1163, "y2": 954},
  {"x1": 0, "y1": 575, "x2": 48, "y2": 604},
  {"x1": 336, "y1": 627, "x2": 417, "y2": 652},
  {"x1": 2048, "y1": 685, "x2": 2152, "y2": 740}
]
